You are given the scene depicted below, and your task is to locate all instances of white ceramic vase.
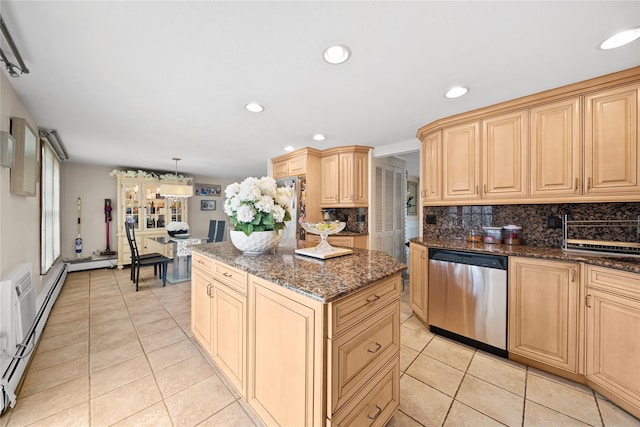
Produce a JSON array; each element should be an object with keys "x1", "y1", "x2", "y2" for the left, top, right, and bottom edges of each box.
[{"x1": 229, "y1": 229, "x2": 283, "y2": 255}]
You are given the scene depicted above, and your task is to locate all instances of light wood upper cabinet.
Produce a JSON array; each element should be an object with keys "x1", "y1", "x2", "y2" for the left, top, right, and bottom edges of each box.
[
  {"x1": 442, "y1": 121, "x2": 481, "y2": 201},
  {"x1": 530, "y1": 97, "x2": 581, "y2": 199},
  {"x1": 321, "y1": 146, "x2": 370, "y2": 207},
  {"x1": 420, "y1": 130, "x2": 442, "y2": 203},
  {"x1": 321, "y1": 153, "x2": 340, "y2": 205},
  {"x1": 417, "y1": 67, "x2": 640, "y2": 205},
  {"x1": 508, "y1": 257, "x2": 580, "y2": 374},
  {"x1": 584, "y1": 84, "x2": 640, "y2": 195},
  {"x1": 482, "y1": 110, "x2": 528, "y2": 199},
  {"x1": 408, "y1": 243, "x2": 428, "y2": 323},
  {"x1": 272, "y1": 151, "x2": 307, "y2": 178}
]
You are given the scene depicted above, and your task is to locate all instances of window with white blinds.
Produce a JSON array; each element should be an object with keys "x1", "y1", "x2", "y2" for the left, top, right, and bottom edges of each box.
[{"x1": 41, "y1": 140, "x2": 61, "y2": 273}]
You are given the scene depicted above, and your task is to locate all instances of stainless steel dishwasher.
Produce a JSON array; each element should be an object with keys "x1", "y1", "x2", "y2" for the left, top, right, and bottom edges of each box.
[{"x1": 428, "y1": 248, "x2": 508, "y2": 357}]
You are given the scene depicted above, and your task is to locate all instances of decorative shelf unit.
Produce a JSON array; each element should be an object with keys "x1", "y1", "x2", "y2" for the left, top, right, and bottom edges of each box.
[{"x1": 114, "y1": 171, "x2": 191, "y2": 269}]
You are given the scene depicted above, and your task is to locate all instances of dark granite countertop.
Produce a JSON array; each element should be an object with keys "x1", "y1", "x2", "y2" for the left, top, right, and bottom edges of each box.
[
  {"x1": 190, "y1": 240, "x2": 406, "y2": 303},
  {"x1": 410, "y1": 237, "x2": 640, "y2": 275}
]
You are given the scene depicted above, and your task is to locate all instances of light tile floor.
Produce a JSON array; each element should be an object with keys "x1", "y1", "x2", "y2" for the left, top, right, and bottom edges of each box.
[{"x1": 0, "y1": 269, "x2": 638, "y2": 426}]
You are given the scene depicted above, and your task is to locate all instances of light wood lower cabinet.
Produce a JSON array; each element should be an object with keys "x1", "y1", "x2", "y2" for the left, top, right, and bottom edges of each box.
[
  {"x1": 585, "y1": 265, "x2": 640, "y2": 419},
  {"x1": 248, "y1": 275, "x2": 325, "y2": 426},
  {"x1": 409, "y1": 243, "x2": 428, "y2": 323},
  {"x1": 192, "y1": 253, "x2": 402, "y2": 426},
  {"x1": 191, "y1": 252, "x2": 247, "y2": 397},
  {"x1": 306, "y1": 234, "x2": 368, "y2": 249},
  {"x1": 508, "y1": 257, "x2": 580, "y2": 374}
]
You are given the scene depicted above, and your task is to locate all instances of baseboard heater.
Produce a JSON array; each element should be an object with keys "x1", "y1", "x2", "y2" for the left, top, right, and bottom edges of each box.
[{"x1": 0, "y1": 262, "x2": 67, "y2": 414}]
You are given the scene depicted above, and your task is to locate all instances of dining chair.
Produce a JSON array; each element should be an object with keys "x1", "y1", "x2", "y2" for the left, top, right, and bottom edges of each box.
[
  {"x1": 124, "y1": 221, "x2": 167, "y2": 281},
  {"x1": 124, "y1": 222, "x2": 171, "y2": 291},
  {"x1": 207, "y1": 220, "x2": 226, "y2": 242}
]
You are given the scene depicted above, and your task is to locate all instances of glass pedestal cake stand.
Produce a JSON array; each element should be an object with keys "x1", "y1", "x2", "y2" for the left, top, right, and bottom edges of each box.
[{"x1": 295, "y1": 221, "x2": 354, "y2": 259}]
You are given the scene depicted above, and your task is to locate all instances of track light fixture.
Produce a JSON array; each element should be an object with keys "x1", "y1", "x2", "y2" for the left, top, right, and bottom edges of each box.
[{"x1": 0, "y1": 14, "x2": 29, "y2": 77}]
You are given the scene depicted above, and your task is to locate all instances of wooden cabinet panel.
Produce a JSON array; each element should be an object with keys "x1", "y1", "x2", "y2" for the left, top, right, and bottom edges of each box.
[
  {"x1": 191, "y1": 270, "x2": 213, "y2": 355},
  {"x1": 585, "y1": 288, "x2": 640, "y2": 416},
  {"x1": 321, "y1": 154, "x2": 340, "y2": 205},
  {"x1": 248, "y1": 276, "x2": 324, "y2": 427},
  {"x1": 329, "y1": 301, "x2": 399, "y2": 412},
  {"x1": 328, "y1": 355, "x2": 400, "y2": 427},
  {"x1": 328, "y1": 275, "x2": 402, "y2": 339},
  {"x1": 585, "y1": 265, "x2": 640, "y2": 418},
  {"x1": 421, "y1": 130, "x2": 442, "y2": 203},
  {"x1": 443, "y1": 121, "x2": 481, "y2": 201},
  {"x1": 212, "y1": 282, "x2": 246, "y2": 398},
  {"x1": 321, "y1": 147, "x2": 370, "y2": 207},
  {"x1": 353, "y1": 151, "x2": 369, "y2": 205},
  {"x1": 530, "y1": 97, "x2": 581, "y2": 198},
  {"x1": 508, "y1": 257, "x2": 580, "y2": 373},
  {"x1": 213, "y1": 261, "x2": 247, "y2": 294},
  {"x1": 584, "y1": 84, "x2": 640, "y2": 195},
  {"x1": 409, "y1": 243, "x2": 428, "y2": 322},
  {"x1": 272, "y1": 152, "x2": 307, "y2": 178},
  {"x1": 482, "y1": 110, "x2": 528, "y2": 199}
]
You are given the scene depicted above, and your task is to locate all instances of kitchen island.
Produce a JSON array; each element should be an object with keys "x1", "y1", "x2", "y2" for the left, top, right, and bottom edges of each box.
[{"x1": 189, "y1": 240, "x2": 406, "y2": 427}]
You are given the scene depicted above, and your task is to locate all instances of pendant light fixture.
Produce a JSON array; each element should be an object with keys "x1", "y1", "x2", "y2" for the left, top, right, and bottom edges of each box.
[{"x1": 159, "y1": 158, "x2": 193, "y2": 198}]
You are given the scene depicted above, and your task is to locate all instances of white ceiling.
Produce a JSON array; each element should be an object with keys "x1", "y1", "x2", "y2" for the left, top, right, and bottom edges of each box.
[{"x1": 1, "y1": 1, "x2": 639, "y2": 180}]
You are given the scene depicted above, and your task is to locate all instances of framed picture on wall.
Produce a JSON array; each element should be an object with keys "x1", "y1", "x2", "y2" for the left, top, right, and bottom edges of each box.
[
  {"x1": 201, "y1": 200, "x2": 216, "y2": 211},
  {"x1": 407, "y1": 181, "x2": 418, "y2": 215},
  {"x1": 195, "y1": 183, "x2": 221, "y2": 197}
]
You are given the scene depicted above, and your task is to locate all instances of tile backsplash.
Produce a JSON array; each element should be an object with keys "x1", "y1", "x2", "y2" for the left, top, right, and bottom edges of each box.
[
  {"x1": 423, "y1": 202, "x2": 640, "y2": 247},
  {"x1": 332, "y1": 208, "x2": 368, "y2": 233}
]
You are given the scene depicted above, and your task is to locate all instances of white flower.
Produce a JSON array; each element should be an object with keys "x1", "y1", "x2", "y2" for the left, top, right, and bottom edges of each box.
[
  {"x1": 224, "y1": 176, "x2": 293, "y2": 235},
  {"x1": 272, "y1": 205, "x2": 286, "y2": 223},
  {"x1": 167, "y1": 221, "x2": 189, "y2": 231},
  {"x1": 254, "y1": 195, "x2": 274, "y2": 213},
  {"x1": 236, "y1": 204, "x2": 257, "y2": 223}
]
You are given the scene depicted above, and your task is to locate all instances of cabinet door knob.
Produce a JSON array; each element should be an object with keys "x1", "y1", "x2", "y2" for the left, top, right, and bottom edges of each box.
[
  {"x1": 366, "y1": 294, "x2": 380, "y2": 304},
  {"x1": 367, "y1": 342, "x2": 382, "y2": 353},
  {"x1": 367, "y1": 405, "x2": 382, "y2": 420}
]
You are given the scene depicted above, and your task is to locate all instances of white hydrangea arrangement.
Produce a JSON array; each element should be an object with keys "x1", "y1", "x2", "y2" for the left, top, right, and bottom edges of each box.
[
  {"x1": 167, "y1": 221, "x2": 189, "y2": 232},
  {"x1": 224, "y1": 177, "x2": 292, "y2": 236}
]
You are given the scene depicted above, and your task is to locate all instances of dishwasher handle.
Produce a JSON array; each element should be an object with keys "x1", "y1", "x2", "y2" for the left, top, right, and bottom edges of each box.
[{"x1": 428, "y1": 248, "x2": 508, "y2": 270}]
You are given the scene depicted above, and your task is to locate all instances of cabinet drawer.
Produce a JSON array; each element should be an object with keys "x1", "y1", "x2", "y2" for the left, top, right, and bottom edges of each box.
[
  {"x1": 329, "y1": 355, "x2": 400, "y2": 427},
  {"x1": 586, "y1": 265, "x2": 640, "y2": 298},
  {"x1": 329, "y1": 301, "x2": 400, "y2": 413},
  {"x1": 214, "y1": 261, "x2": 248, "y2": 294},
  {"x1": 329, "y1": 275, "x2": 401, "y2": 339},
  {"x1": 192, "y1": 252, "x2": 214, "y2": 276},
  {"x1": 328, "y1": 236, "x2": 354, "y2": 248}
]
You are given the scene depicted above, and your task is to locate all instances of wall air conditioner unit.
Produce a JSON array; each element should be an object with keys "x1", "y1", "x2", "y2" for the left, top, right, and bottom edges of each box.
[{"x1": 0, "y1": 262, "x2": 67, "y2": 413}]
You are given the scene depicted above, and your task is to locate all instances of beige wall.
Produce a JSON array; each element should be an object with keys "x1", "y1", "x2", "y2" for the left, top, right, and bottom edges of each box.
[
  {"x1": 0, "y1": 70, "x2": 55, "y2": 298},
  {"x1": 58, "y1": 167, "x2": 238, "y2": 258},
  {"x1": 60, "y1": 164, "x2": 118, "y2": 259}
]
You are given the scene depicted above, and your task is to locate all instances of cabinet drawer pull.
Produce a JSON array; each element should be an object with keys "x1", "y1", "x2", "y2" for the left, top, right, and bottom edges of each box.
[
  {"x1": 196, "y1": 259, "x2": 206, "y2": 265},
  {"x1": 367, "y1": 405, "x2": 382, "y2": 420},
  {"x1": 223, "y1": 272, "x2": 232, "y2": 278},
  {"x1": 586, "y1": 294, "x2": 592, "y2": 308},
  {"x1": 366, "y1": 295, "x2": 380, "y2": 304},
  {"x1": 367, "y1": 343, "x2": 382, "y2": 353},
  {"x1": 207, "y1": 284, "x2": 213, "y2": 298}
]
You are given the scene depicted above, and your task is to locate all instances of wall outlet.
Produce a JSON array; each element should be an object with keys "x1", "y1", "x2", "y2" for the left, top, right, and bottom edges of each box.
[
  {"x1": 426, "y1": 214, "x2": 437, "y2": 224},
  {"x1": 547, "y1": 215, "x2": 562, "y2": 229}
]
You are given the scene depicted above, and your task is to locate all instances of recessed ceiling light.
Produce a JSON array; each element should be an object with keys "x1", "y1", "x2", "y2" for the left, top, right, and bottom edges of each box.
[
  {"x1": 444, "y1": 86, "x2": 469, "y2": 99},
  {"x1": 244, "y1": 102, "x2": 264, "y2": 113},
  {"x1": 600, "y1": 27, "x2": 640, "y2": 50},
  {"x1": 323, "y1": 44, "x2": 351, "y2": 64},
  {"x1": 284, "y1": 146, "x2": 295, "y2": 152},
  {"x1": 312, "y1": 134, "x2": 326, "y2": 141}
]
